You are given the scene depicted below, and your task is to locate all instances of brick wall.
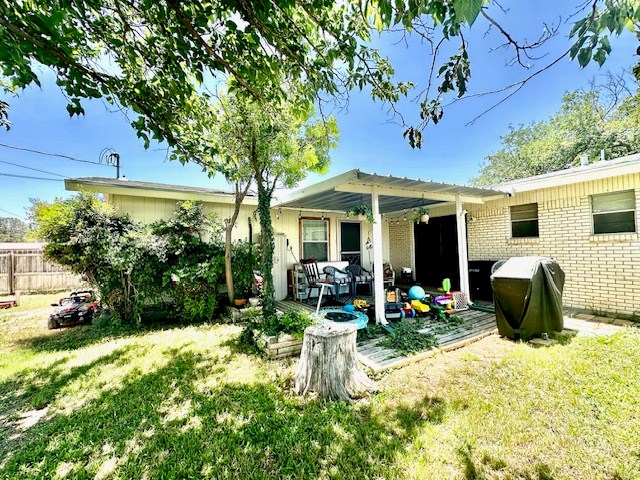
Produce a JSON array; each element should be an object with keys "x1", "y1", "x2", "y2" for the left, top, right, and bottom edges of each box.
[
  {"x1": 466, "y1": 173, "x2": 640, "y2": 315},
  {"x1": 385, "y1": 173, "x2": 640, "y2": 315},
  {"x1": 388, "y1": 220, "x2": 414, "y2": 279}
]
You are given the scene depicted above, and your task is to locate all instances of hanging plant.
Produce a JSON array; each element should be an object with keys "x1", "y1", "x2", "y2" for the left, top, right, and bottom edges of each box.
[
  {"x1": 346, "y1": 204, "x2": 375, "y2": 223},
  {"x1": 413, "y1": 206, "x2": 430, "y2": 224}
]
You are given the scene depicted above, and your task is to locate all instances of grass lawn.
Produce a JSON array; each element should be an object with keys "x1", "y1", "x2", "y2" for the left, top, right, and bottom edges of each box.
[{"x1": 1, "y1": 295, "x2": 639, "y2": 479}]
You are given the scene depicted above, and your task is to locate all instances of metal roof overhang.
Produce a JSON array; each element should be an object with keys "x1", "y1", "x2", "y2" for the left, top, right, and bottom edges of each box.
[{"x1": 274, "y1": 170, "x2": 506, "y2": 214}]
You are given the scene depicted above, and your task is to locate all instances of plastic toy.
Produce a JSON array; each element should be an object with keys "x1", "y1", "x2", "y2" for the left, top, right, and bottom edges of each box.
[
  {"x1": 401, "y1": 303, "x2": 416, "y2": 318},
  {"x1": 411, "y1": 299, "x2": 431, "y2": 314},
  {"x1": 48, "y1": 290, "x2": 99, "y2": 330},
  {"x1": 385, "y1": 301, "x2": 404, "y2": 321},
  {"x1": 408, "y1": 285, "x2": 426, "y2": 300},
  {"x1": 353, "y1": 299, "x2": 370, "y2": 309},
  {"x1": 343, "y1": 304, "x2": 356, "y2": 312}
]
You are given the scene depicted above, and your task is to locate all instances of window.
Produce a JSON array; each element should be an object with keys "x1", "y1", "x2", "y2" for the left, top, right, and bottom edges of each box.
[
  {"x1": 301, "y1": 219, "x2": 329, "y2": 261},
  {"x1": 591, "y1": 190, "x2": 636, "y2": 234},
  {"x1": 510, "y1": 203, "x2": 539, "y2": 238}
]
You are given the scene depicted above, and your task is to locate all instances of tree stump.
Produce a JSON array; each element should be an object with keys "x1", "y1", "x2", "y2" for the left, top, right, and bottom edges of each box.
[{"x1": 294, "y1": 323, "x2": 375, "y2": 401}]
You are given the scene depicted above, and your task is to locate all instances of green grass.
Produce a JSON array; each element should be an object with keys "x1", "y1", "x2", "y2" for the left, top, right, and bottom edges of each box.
[{"x1": 1, "y1": 295, "x2": 639, "y2": 479}]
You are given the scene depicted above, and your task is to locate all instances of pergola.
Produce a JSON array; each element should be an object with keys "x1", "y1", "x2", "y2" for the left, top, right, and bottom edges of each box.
[{"x1": 276, "y1": 169, "x2": 506, "y2": 324}]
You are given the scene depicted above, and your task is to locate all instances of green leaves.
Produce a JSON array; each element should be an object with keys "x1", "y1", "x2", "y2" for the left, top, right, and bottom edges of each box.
[
  {"x1": 568, "y1": 1, "x2": 640, "y2": 72},
  {"x1": 473, "y1": 88, "x2": 640, "y2": 186},
  {"x1": 453, "y1": 0, "x2": 485, "y2": 26}
]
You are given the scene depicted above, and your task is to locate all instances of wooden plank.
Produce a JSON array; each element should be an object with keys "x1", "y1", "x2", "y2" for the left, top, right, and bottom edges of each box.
[
  {"x1": 433, "y1": 321, "x2": 496, "y2": 344},
  {"x1": 368, "y1": 349, "x2": 397, "y2": 362},
  {"x1": 357, "y1": 352, "x2": 383, "y2": 372},
  {"x1": 360, "y1": 345, "x2": 390, "y2": 358},
  {"x1": 440, "y1": 329, "x2": 497, "y2": 352}
]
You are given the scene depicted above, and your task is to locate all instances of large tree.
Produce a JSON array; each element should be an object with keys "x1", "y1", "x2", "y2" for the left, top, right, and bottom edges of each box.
[
  {"x1": 0, "y1": 217, "x2": 28, "y2": 242},
  {"x1": 213, "y1": 90, "x2": 338, "y2": 324},
  {"x1": 1, "y1": 1, "x2": 639, "y2": 148},
  {"x1": 473, "y1": 85, "x2": 640, "y2": 185}
]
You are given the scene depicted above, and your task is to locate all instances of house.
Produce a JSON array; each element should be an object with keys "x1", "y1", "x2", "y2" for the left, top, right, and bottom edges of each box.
[
  {"x1": 66, "y1": 152, "x2": 640, "y2": 319},
  {"x1": 385, "y1": 153, "x2": 640, "y2": 316}
]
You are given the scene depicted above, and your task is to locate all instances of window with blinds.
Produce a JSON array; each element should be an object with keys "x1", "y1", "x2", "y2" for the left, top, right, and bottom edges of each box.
[
  {"x1": 510, "y1": 203, "x2": 539, "y2": 238},
  {"x1": 591, "y1": 190, "x2": 636, "y2": 234}
]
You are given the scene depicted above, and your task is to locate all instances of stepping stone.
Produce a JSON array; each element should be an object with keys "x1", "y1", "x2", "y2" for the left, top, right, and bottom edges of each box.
[
  {"x1": 591, "y1": 316, "x2": 615, "y2": 324},
  {"x1": 529, "y1": 337, "x2": 558, "y2": 347},
  {"x1": 611, "y1": 319, "x2": 638, "y2": 327}
]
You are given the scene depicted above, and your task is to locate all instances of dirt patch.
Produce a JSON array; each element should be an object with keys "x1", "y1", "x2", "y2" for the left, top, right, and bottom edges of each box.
[{"x1": 378, "y1": 334, "x2": 517, "y2": 403}]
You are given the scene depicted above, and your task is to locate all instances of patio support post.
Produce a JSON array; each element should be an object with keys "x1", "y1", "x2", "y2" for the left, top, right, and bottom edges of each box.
[
  {"x1": 371, "y1": 185, "x2": 386, "y2": 325},
  {"x1": 455, "y1": 195, "x2": 471, "y2": 302}
]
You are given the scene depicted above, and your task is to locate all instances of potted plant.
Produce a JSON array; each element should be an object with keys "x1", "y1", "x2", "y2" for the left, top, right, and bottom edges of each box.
[
  {"x1": 346, "y1": 204, "x2": 375, "y2": 223},
  {"x1": 234, "y1": 298, "x2": 248, "y2": 307},
  {"x1": 413, "y1": 206, "x2": 430, "y2": 224}
]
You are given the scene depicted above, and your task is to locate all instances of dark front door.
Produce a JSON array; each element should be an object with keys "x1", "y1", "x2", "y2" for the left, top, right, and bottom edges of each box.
[
  {"x1": 340, "y1": 222, "x2": 362, "y2": 265},
  {"x1": 414, "y1": 215, "x2": 460, "y2": 290}
]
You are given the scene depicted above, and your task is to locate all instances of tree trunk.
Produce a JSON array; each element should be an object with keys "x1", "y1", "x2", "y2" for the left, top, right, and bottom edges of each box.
[
  {"x1": 256, "y1": 183, "x2": 276, "y2": 324},
  {"x1": 295, "y1": 323, "x2": 375, "y2": 401},
  {"x1": 225, "y1": 181, "x2": 250, "y2": 304},
  {"x1": 224, "y1": 222, "x2": 235, "y2": 303}
]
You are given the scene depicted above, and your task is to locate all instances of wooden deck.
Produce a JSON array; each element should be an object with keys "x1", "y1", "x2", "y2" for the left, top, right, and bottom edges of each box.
[
  {"x1": 357, "y1": 309, "x2": 497, "y2": 373},
  {"x1": 276, "y1": 299, "x2": 316, "y2": 314},
  {"x1": 277, "y1": 299, "x2": 498, "y2": 374}
]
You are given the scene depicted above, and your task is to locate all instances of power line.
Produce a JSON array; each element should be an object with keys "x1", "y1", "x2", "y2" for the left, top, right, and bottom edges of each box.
[
  {"x1": 0, "y1": 207, "x2": 26, "y2": 220},
  {"x1": 0, "y1": 142, "x2": 113, "y2": 167},
  {"x1": 0, "y1": 159, "x2": 67, "y2": 178},
  {"x1": 0, "y1": 172, "x2": 64, "y2": 182}
]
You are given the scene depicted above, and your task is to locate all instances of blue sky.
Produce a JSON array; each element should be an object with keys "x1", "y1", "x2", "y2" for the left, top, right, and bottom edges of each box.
[{"x1": 0, "y1": 2, "x2": 637, "y2": 217}]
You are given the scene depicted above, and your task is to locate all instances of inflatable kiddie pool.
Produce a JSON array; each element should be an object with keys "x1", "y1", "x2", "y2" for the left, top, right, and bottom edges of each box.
[{"x1": 319, "y1": 308, "x2": 369, "y2": 330}]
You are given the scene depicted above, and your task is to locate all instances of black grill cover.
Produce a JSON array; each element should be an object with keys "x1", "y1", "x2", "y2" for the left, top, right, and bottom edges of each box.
[{"x1": 491, "y1": 256, "x2": 564, "y2": 340}]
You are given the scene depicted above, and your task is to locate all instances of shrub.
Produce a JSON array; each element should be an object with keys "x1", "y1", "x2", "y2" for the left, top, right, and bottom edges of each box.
[
  {"x1": 31, "y1": 193, "x2": 162, "y2": 324},
  {"x1": 31, "y1": 194, "x2": 228, "y2": 325},
  {"x1": 153, "y1": 201, "x2": 226, "y2": 322},
  {"x1": 257, "y1": 310, "x2": 315, "y2": 339},
  {"x1": 231, "y1": 240, "x2": 260, "y2": 299}
]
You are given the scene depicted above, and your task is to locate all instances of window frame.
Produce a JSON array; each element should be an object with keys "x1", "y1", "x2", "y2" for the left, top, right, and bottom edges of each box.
[
  {"x1": 299, "y1": 217, "x2": 330, "y2": 261},
  {"x1": 510, "y1": 203, "x2": 539, "y2": 238},
  {"x1": 590, "y1": 190, "x2": 637, "y2": 235}
]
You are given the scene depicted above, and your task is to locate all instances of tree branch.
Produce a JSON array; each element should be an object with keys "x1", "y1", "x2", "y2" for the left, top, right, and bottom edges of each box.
[{"x1": 165, "y1": 0, "x2": 260, "y2": 99}]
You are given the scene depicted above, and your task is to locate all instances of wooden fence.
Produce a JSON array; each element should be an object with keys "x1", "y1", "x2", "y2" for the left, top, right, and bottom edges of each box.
[{"x1": 0, "y1": 252, "x2": 84, "y2": 295}]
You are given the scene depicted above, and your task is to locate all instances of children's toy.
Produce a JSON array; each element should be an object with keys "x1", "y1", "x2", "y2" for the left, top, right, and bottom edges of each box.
[
  {"x1": 384, "y1": 288, "x2": 404, "y2": 321},
  {"x1": 434, "y1": 295, "x2": 453, "y2": 309},
  {"x1": 48, "y1": 290, "x2": 99, "y2": 329},
  {"x1": 385, "y1": 302, "x2": 404, "y2": 321},
  {"x1": 449, "y1": 291, "x2": 469, "y2": 311},
  {"x1": 411, "y1": 299, "x2": 431, "y2": 315},
  {"x1": 321, "y1": 308, "x2": 369, "y2": 330},
  {"x1": 408, "y1": 285, "x2": 426, "y2": 301},
  {"x1": 353, "y1": 299, "x2": 370, "y2": 309},
  {"x1": 401, "y1": 303, "x2": 416, "y2": 318}
]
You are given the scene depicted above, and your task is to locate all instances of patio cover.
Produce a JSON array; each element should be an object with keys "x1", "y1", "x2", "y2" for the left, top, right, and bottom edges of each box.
[{"x1": 276, "y1": 170, "x2": 506, "y2": 324}]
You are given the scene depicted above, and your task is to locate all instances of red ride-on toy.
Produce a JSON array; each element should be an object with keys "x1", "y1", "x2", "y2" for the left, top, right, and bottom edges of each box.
[{"x1": 48, "y1": 290, "x2": 100, "y2": 330}]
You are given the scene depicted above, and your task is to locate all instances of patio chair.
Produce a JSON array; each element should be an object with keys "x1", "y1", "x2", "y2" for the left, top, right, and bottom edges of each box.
[
  {"x1": 323, "y1": 266, "x2": 351, "y2": 302},
  {"x1": 345, "y1": 264, "x2": 373, "y2": 296},
  {"x1": 300, "y1": 259, "x2": 333, "y2": 303},
  {"x1": 382, "y1": 261, "x2": 395, "y2": 288}
]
